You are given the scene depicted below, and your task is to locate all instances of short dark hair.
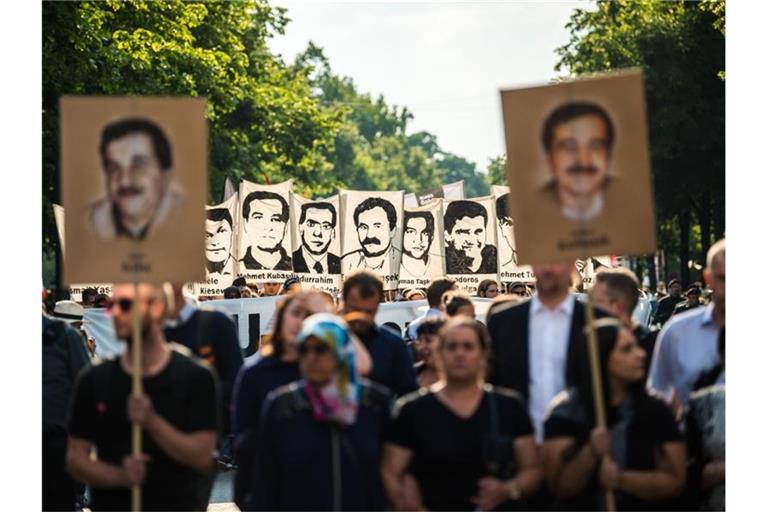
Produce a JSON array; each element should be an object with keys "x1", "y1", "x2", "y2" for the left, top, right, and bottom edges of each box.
[
  {"x1": 353, "y1": 197, "x2": 397, "y2": 231},
  {"x1": 206, "y1": 207, "x2": 233, "y2": 228},
  {"x1": 541, "y1": 101, "x2": 614, "y2": 154},
  {"x1": 342, "y1": 270, "x2": 384, "y2": 302},
  {"x1": 594, "y1": 267, "x2": 640, "y2": 312},
  {"x1": 242, "y1": 190, "x2": 289, "y2": 222},
  {"x1": 443, "y1": 291, "x2": 473, "y2": 317},
  {"x1": 300, "y1": 202, "x2": 337, "y2": 228},
  {"x1": 495, "y1": 194, "x2": 512, "y2": 223},
  {"x1": 403, "y1": 210, "x2": 435, "y2": 242},
  {"x1": 81, "y1": 288, "x2": 98, "y2": 303},
  {"x1": 444, "y1": 200, "x2": 487, "y2": 233},
  {"x1": 232, "y1": 277, "x2": 247, "y2": 288},
  {"x1": 426, "y1": 278, "x2": 457, "y2": 308},
  {"x1": 417, "y1": 317, "x2": 445, "y2": 338},
  {"x1": 100, "y1": 118, "x2": 172, "y2": 172},
  {"x1": 223, "y1": 286, "x2": 241, "y2": 299}
]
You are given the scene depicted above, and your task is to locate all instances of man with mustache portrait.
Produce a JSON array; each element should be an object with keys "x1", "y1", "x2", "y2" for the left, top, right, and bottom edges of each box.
[
  {"x1": 540, "y1": 101, "x2": 615, "y2": 222},
  {"x1": 88, "y1": 118, "x2": 186, "y2": 240},
  {"x1": 342, "y1": 197, "x2": 398, "y2": 273}
]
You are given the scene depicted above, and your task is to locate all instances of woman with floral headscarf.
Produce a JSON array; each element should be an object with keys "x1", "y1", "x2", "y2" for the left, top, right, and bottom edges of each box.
[{"x1": 250, "y1": 313, "x2": 391, "y2": 511}]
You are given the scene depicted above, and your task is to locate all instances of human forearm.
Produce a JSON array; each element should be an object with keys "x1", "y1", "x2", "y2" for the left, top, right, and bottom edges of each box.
[
  {"x1": 514, "y1": 466, "x2": 543, "y2": 497},
  {"x1": 554, "y1": 444, "x2": 599, "y2": 497},
  {"x1": 67, "y1": 451, "x2": 129, "y2": 488},
  {"x1": 616, "y1": 468, "x2": 684, "y2": 500},
  {"x1": 146, "y1": 415, "x2": 215, "y2": 473}
]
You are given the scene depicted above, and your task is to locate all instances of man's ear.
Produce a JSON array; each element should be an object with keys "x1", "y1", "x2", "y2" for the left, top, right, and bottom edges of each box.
[{"x1": 703, "y1": 268, "x2": 712, "y2": 287}]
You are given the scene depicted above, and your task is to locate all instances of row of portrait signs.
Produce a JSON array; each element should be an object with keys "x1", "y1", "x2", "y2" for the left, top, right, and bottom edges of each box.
[{"x1": 60, "y1": 69, "x2": 655, "y2": 295}]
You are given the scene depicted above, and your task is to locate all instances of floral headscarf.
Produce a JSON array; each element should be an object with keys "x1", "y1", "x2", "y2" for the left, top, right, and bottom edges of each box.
[{"x1": 297, "y1": 313, "x2": 360, "y2": 425}]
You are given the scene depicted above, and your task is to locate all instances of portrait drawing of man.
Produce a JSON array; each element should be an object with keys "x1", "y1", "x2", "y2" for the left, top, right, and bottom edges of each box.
[
  {"x1": 240, "y1": 190, "x2": 292, "y2": 271},
  {"x1": 444, "y1": 200, "x2": 497, "y2": 275},
  {"x1": 342, "y1": 197, "x2": 397, "y2": 273},
  {"x1": 292, "y1": 202, "x2": 340, "y2": 274},
  {"x1": 495, "y1": 193, "x2": 518, "y2": 267},
  {"x1": 205, "y1": 207, "x2": 235, "y2": 282}
]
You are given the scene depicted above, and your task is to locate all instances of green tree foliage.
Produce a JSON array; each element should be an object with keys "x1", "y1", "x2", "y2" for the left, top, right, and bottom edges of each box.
[
  {"x1": 43, "y1": 0, "x2": 341, "y2": 255},
  {"x1": 555, "y1": 0, "x2": 724, "y2": 283},
  {"x1": 485, "y1": 155, "x2": 507, "y2": 189}
]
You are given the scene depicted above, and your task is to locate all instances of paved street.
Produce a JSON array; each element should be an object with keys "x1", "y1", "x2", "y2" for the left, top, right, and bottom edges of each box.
[{"x1": 208, "y1": 470, "x2": 237, "y2": 511}]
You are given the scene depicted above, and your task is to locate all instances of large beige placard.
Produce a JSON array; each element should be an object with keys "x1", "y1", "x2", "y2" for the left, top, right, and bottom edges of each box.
[
  {"x1": 61, "y1": 97, "x2": 207, "y2": 284},
  {"x1": 500, "y1": 69, "x2": 656, "y2": 264}
]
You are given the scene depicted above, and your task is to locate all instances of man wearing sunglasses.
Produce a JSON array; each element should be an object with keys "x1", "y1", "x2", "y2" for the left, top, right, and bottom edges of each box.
[{"x1": 66, "y1": 283, "x2": 221, "y2": 511}]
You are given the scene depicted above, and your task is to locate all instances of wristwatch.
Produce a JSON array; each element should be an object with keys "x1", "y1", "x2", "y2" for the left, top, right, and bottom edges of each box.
[{"x1": 506, "y1": 479, "x2": 521, "y2": 501}]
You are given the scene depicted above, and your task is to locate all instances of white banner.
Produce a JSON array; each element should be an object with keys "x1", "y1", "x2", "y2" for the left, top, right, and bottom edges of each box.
[
  {"x1": 442, "y1": 180, "x2": 465, "y2": 200},
  {"x1": 340, "y1": 189, "x2": 405, "y2": 290},
  {"x1": 404, "y1": 193, "x2": 418, "y2": 208},
  {"x1": 491, "y1": 185, "x2": 536, "y2": 284},
  {"x1": 237, "y1": 179, "x2": 295, "y2": 284},
  {"x1": 443, "y1": 196, "x2": 500, "y2": 294},
  {"x1": 290, "y1": 194, "x2": 342, "y2": 295},
  {"x1": 398, "y1": 199, "x2": 446, "y2": 290}
]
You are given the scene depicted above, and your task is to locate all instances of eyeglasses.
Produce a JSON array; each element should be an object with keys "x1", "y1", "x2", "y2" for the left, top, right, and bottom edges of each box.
[
  {"x1": 105, "y1": 298, "x2": 133, "y2": 313},
  {"x1": 299, "y1": 343, "x2": 332, "y2": 356}
]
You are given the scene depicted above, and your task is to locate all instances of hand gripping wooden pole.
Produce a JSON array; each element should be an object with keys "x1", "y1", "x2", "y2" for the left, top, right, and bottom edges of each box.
[
  {"x1": 584, "y1": 292, "x2": 616, "y2": 511},
  {"x1": 131, "y1": 281, "x2": 143, "y2": 511}
]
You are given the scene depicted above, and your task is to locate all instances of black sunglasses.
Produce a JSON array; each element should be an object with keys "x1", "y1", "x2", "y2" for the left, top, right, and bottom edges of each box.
[
  {"x1": 299, "y1": 343, "x2": 332, "y2": 356},
  {"x1": 105, "y1": 298, "x2": 133, "y2": 313}
]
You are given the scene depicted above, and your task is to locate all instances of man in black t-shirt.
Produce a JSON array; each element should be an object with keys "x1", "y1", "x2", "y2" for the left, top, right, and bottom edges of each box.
[
  {"x1": 653, "y1": 279, "x2": 685, "y2": 326},
  {"x1": 66, "y1": 283, "x2": 220, "y2": 511}
]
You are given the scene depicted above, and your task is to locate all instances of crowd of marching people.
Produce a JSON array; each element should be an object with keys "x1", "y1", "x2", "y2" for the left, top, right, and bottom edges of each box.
[{"x1": 42, "y1": 238, "x2": 725, "y2": 511}]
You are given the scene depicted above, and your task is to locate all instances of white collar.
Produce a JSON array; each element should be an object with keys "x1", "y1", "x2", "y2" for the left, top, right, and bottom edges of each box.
[
  {"x1": 530, "y1": 293, "x2": 575, "y2": 316},
  {"x1": 561, "y1": 193, "x2": 604, "y2": 222}
]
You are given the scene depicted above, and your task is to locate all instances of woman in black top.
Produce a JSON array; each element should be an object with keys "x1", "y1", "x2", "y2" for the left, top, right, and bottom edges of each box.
[
  {"x1": 542, "y1": 318, "x2": 686, "y2": 510},
  {"x1": 382, "y1": 317, "x2": 542, "y2": 511}
]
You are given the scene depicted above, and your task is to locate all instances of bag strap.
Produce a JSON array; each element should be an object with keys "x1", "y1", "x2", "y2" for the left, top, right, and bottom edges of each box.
[{"x1": 484, "y1": 383, "x2": 499, "y2": 437}]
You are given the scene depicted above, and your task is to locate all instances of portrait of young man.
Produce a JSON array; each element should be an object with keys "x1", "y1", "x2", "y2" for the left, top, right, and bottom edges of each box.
[
  {"x1": 399, "y1": 210, "x2": 435, "y2": 280},
  {"x1": 444, "y1": 200, "x2": 497, "y2": 274},
  {"x1": 88, "y1": 117, "x2": 186, "y2": 241},
  {"x1": 205, "y1": 207, "x2": 235, "y2": 282},
  {"x1": 292, "y1": 201, "x2": 340, "y2": 274},
  {"x1": 539, "y1": 101, "x2": 615, "y2": 223},
  {"x1": 240, "y1": 190, "x2": 292, "y2": 271},
  {"x1": 342, "y1": 196, "x2": 398, "y2": 273}
]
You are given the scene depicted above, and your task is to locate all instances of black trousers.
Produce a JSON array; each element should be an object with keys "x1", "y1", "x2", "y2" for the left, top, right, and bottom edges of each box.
[{"x1": 43, "y1": 430, "x2": 78, "y2": 511}]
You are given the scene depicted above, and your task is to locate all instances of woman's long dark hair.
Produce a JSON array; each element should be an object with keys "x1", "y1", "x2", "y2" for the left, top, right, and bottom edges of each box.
[
  {"x1": 260, "y1": 293, "x2": 300, "y2": 358},
  {"x1": 576, "y1": 319, "x2": 646, "y2": 426}
]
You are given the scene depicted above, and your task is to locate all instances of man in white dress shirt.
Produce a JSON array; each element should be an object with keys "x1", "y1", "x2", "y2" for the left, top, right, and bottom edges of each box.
[{"x1": 648, "y1": 238, "x2": 725, "y2": 414}]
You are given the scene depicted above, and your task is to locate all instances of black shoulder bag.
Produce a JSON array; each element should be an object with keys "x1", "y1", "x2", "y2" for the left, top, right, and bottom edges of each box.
[{"x1": 481, "y1": 385, "x2": 517, "y2": 479}]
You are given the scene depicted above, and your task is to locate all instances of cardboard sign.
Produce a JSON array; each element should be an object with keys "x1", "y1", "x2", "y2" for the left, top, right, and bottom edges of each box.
[
  {"x1": 340, "y1": 189, "x2": 405, "y2": 290},
  {"x1": 237, "y1": 179, "x2": 294, "y2": 284},
  {"x1": 61, "y1": 97, "x2": 208, "y2": 284},
  {"x1": 398, "y1": 199, "x2": 446, "y2": 290},
  {"x1": 443, "y1": 196, "x2": 500, "y2": 294},
  {"x1": 500, "y1": 69, "x2": 656, "y2": 264},
  {"x1": 490, "y1": 185, "x2": 536, "y2": 284},
  {"x1": 290, "y1": 194, "x2": 342, "y2": 295}
]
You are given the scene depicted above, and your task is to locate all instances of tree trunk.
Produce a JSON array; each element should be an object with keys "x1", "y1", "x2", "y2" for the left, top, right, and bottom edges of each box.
[
  {"x1": 647, "y1": 255, "x2": 657, "y2": 291},
  {"x1": 678, "y1": 208, "x2": 691, "y2": 286},
  {"x1": 699, "y1": 189, "x2": 712, "y2": 260},
  {"x1": 713, "y1": 192, "x2": 725, "y2": 240}
]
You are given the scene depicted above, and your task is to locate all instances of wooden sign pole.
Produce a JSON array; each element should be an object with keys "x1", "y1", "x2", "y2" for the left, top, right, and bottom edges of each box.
[
  {"x1": 584, "y1": 290, "x2": 616, "y2": 511},
  {"x1": 131, "y1": 281, "x2": 143, "y2": 512}
]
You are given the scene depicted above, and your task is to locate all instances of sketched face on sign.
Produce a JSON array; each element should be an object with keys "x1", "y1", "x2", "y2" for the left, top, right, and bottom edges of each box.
[
  {"x1": 445, "y1": 201, "x2": 488, "y2": 262},
  {"x1": 353, "y1": 197, "x2": 397, "y2": 257},
  {"x1": 242, "y1": 191, "x2": 289, "y2": 251},
  {"x1": 300, "y1": 203, "x2": 336, "y2": 256},
  {"x1": 205, "y1": 208, "x2": 233, "y2": 264},
  {"x1": 403, "y1": 211, "x2": 434, "y2": 260}
]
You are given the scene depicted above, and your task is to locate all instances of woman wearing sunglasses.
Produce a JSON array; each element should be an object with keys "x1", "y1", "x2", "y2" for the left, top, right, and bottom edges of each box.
[
  {"x1": 541, "y1": 319, "x2": 686, "y2": 510},
  {"x1": 381, "y1": 317, "x2": 542, "y2": 511},
  {"x1": 250, "y1": 313, "x2": 391, "y2": 510},
  {"x1": 231, "y1": 290, "x2": 370, "y2": 509}
]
